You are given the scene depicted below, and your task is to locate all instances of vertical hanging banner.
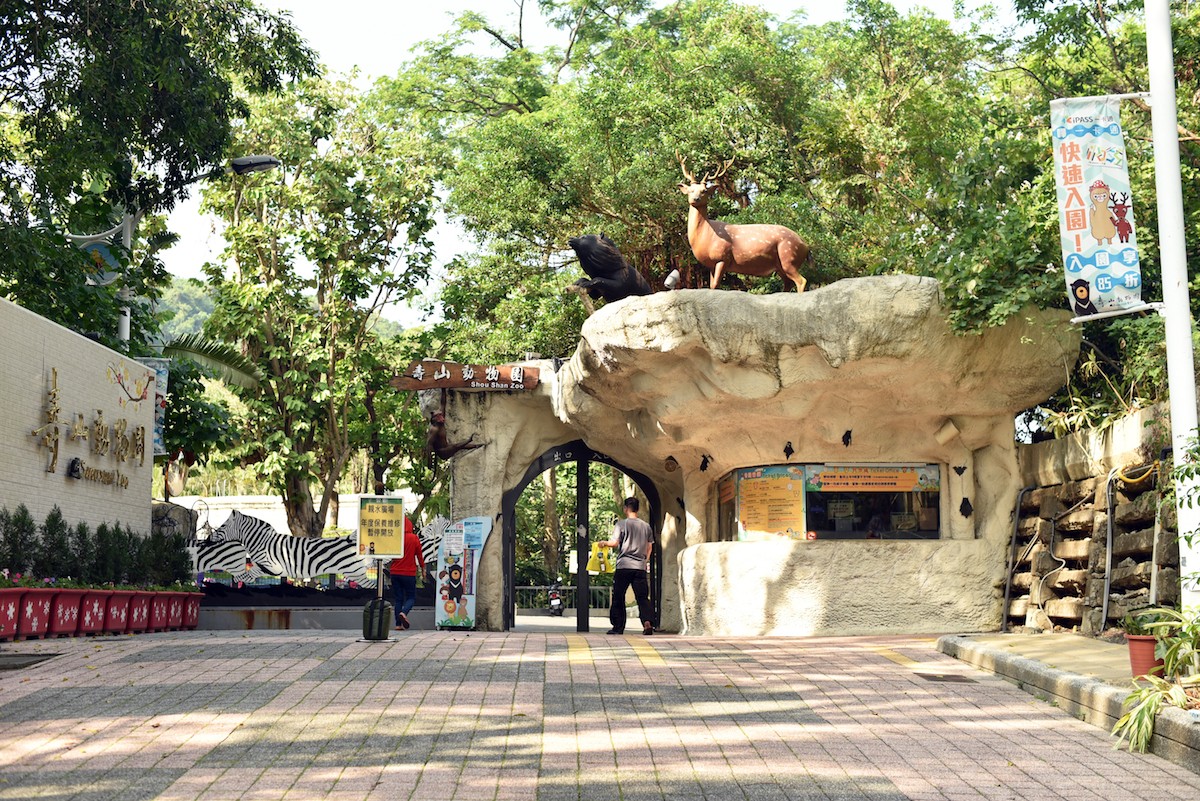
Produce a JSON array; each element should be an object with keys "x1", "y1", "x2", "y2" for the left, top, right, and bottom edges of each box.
[
  {"x1": 435, "y1": 516, "x2": 493, "y2": 629},
  {"x1": 1050, "y1": 97, "x2": 1142, "y2": 316}
]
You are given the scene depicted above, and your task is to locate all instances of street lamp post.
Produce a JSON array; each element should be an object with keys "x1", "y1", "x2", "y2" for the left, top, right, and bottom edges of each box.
[
  {"x1": 1144, "y1": 2, "x2": 1200, "y2": 613},
  {"x1": 66, "y1": 155, "x2": 281, "y2": 344}
]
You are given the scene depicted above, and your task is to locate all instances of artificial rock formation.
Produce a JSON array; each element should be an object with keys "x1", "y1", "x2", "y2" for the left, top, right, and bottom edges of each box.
[{"x1": 439, "y1": 275, "x2": 1080, "y2": 635}]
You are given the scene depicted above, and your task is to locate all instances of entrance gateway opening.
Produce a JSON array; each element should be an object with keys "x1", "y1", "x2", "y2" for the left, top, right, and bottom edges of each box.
[{"x1": 500, "y1": 440, "x2": 662, "y2": 632}]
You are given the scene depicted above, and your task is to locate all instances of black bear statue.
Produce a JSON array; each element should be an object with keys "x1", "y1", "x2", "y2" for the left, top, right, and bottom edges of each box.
[{"x1": 568, "y1": 233, "x2": 652, "y2": 303}]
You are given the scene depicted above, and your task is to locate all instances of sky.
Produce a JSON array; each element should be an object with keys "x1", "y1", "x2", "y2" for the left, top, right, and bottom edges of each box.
[{"x1": 161, "y1": 0, "x2": 1005, "y2": 322}]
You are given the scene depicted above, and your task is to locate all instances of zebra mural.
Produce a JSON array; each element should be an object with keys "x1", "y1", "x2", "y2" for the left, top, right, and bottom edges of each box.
[
  {"x1": 191, "y1": 540, "x2": 266, "y2": 584},
  {"x1": 210, "y1": 511, "x2": 373, "y2": 585},
  {"x1": 204, "y1": 510, "x2": 450, "y2": 588},
  {"x1": 418, "y1": 516, "x2": 450, "y2": 572}
]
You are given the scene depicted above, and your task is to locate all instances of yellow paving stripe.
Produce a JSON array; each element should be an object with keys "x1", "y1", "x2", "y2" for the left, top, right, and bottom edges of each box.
[
  {"x1": 871, "y1": 647, "x2": 920, "y2": 668},
  {"x1": 566, "y1": 634, "x2": 591, "y2": 664},
  {"x1": 626, "y1": 636, "x2": 666, "y2": 666}
]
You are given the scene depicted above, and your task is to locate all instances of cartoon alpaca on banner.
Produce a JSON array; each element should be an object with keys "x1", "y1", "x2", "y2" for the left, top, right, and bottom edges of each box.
[{"x1": 1088, "y1": 179, "x2": 1118, "y2": 245}]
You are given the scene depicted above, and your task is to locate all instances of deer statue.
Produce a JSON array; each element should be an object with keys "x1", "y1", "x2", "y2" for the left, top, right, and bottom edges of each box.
[{"x1": 677, "y1": 154, "x2": 810, "y2": 292}]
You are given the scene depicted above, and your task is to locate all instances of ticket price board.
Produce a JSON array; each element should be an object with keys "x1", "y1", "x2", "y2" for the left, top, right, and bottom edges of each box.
[
  {"x1": 736, "y1": 465, "x2": 807, "y2": 541},
  {"x1": 357, "y1": 496, "x2": 406, "y2": 559},
  {"x1": 804, "y1": 465, "x2": 939, "y2": 493}
]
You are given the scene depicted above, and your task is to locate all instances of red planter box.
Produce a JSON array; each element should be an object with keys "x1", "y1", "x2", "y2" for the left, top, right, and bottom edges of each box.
[
  {"x1": 182, "y1": 592, "x2": 202, "y2": 629},
  {"x1": 128, "y1": 592, "x2": 152, "y2": 633},
  {"x1": 49, "y1": 589, "x2": 86, "y2": 637},
  {"x1": 77, "y1": 590, "x2": 110, "y2": 635},
  {"x1": 16, "y1": 588, "x2": 55, "y2": 639},
  {"x1": 165, "y1": 592, "x2": 185, "y2": 630},
  {"x1": 148, "y1": 593, "x2": 170, "y2": 632},
  {"x1": 104, "y1": 591, "x2": 137, "y2": 634},
  {"x1": 0, "y1": 588, "x2": 23, "y2": 641}
]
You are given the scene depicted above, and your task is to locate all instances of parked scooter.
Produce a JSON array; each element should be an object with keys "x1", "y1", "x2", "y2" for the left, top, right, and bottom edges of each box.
[{"x1": 548, "y1": 581, "x2": 564, "y2": 616}]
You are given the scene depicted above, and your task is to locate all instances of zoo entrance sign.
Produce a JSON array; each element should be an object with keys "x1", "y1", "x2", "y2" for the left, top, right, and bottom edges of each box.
[{"x1": 392, "y1": 360, "x2": 540, "y2": 392}]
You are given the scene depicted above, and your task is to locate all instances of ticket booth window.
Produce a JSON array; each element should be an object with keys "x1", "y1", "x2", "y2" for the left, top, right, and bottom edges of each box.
[{"x1": 724, "y1": 464, "x2": 941, "y2": 541}]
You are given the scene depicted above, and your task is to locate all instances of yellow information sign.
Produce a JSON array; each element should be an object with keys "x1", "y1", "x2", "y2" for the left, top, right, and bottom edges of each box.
[
  {"x1": 736, "y1": 466, "x2": 806, "y2": 541},
  {"x1": 357, "y1": 496, "x2": 406, "y2": 559}
]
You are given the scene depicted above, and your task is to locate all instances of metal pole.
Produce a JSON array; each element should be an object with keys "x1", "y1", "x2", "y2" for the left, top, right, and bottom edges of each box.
[
  {"x1": 575, "y1": 460, "x2": 590, "y2": 632},
  {"x1": 1145, "y1": 0, "x2": 1200, "y2": 613}
]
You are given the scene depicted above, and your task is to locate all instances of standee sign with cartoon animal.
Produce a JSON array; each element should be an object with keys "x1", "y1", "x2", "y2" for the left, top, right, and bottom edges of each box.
[
  {"x1": 1050, "y1": 96, "x2": 1142, "y2": 316},
  {"x1": 434, "y1": 517, "x2": 493, "y2": 629}
]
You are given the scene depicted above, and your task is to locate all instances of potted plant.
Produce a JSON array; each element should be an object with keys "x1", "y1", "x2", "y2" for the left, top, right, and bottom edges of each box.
[
  {"x1": 77, "y1": 587, "x2": 111, "y2": 635},
  {"x1": 103, "y1": 586, "x2": 139, "y2": 634},
  {"x1": 0, "y1": 570, "x2": 29, "y2": 641},
  {"x1": 44, "y1": 578, "x2": 89, "y2": 637},
  {"x1": 1112, "y1": 607, "x2": 1200, "y2": 752},
  {"x1": 1121, "y1": 609, "x2": 1166, "y2": 678}
]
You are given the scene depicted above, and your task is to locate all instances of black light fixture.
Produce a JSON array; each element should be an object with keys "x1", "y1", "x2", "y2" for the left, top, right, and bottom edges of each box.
[
  {"x1": 783, "y1": 441, "x2": 794, "y2": 459},
  {"x1": 231, "y1": 155, "x2": 282, "y2": 175}
]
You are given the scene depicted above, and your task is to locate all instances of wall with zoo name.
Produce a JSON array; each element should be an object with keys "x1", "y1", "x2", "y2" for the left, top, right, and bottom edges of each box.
[{"x1": 0, "y1": 298, "x2": 154, "y2": 532}]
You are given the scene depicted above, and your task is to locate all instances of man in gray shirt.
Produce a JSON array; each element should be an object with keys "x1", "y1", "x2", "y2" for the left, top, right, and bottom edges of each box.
[{"x1": 600, "y1": 497, "x2": 654, "y2": 635}]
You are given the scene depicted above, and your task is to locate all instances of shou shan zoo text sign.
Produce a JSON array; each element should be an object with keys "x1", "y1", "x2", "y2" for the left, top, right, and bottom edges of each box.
[{"x1": 392, "y1": 361, "x2": 540, "y2": 392}]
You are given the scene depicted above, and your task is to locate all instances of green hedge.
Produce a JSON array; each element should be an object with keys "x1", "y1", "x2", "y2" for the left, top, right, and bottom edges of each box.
[{"x1": 0, "y1": 504, "x2": 191, "y2": 587}]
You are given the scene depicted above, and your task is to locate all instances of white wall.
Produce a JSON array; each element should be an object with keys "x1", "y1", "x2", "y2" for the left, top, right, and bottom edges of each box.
[{"x1": 0, "y1": 298, "x2": 155, "y2": 531}]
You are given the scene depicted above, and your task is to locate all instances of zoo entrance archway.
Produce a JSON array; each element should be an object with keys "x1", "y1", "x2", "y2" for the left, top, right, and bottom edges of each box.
[{"x1": 501, "y1": 440, "x2": 662, "y2": 632}]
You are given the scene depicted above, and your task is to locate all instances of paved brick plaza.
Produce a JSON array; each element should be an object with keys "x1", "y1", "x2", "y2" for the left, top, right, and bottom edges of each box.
[{"x1": 1, "y1": 631, "x2": 1197, "y2": 800}]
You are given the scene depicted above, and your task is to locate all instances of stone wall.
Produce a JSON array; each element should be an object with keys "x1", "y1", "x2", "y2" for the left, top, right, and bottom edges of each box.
[
  {"x1": 0, "y1": 298, "x2": 155, "y2": 531},
  {"x1": 1012, "y1": 406, "x2": 1177, "y2": 634},
  {"x1": 680, "y1": 539, "x2": 1007, "y2": 636}
]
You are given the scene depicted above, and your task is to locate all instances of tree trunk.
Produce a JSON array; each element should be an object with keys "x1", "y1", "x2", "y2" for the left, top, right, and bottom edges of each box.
[
  {"x1": 283, "y1": 474, "x2": 323, "y2": 537},
  {"x1": 543, "y1": 468, "x2": 560, "y2": 581}
]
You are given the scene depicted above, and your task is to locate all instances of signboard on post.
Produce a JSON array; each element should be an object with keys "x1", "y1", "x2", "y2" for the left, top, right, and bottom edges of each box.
[
  {"x1": 356, "y1": 496, "x2": 406, "y2": 560},
  {"x1": 392, "y1": 360, "x2": 540, "y2": 392},
  {"x1": 1050, "y1": 96, "x2": 1143, "y2": 316}
]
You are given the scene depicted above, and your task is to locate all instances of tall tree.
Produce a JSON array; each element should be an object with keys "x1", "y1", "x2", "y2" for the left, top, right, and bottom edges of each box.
[
  {"x1": 202, "y1": 76, "x2": 437, "y2": 536},
  {"x1": 0, "y1": 0, "x2": 315, "y2": 351}
]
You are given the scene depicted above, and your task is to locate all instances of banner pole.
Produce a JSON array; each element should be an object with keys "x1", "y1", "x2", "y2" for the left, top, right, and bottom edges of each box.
[{"x1": 1145, "y1": 0, "x2": 1200, "y2": 613}]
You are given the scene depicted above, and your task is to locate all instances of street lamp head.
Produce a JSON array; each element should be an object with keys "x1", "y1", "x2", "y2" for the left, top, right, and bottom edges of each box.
[{"x1": 230, "y1": 155, "x2": 281, "y2": 176}]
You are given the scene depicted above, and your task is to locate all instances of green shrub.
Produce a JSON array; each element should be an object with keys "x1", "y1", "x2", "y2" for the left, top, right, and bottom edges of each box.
[
  {"x1": 2, "y1": 505, "x2": 38, "y2": 575},
  {"x1": 35, "y1": 506, "x2": 73, "y2": 579},
  {"x1": 71, "y1": 521, "x2": 96, "y2": 583}
]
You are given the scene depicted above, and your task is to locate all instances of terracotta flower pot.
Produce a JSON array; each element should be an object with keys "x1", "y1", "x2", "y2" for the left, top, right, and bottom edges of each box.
[
  {"x1": 49, "y1": 589, "x2": 86, "y2": 637},
  {"x1": 1128, "y1": 634, "x2": 1165, "y2": 678},
  {"x1": 77, "y1": 590, "x2": 110, "y2": 635},
  {"x1": 127, "y1": 592, "x2": 153, "y2": 633},
  {"x1": 0, "y1": 587, "x2": 24, "y2": 641},
  {"x1": 16, "y1": 588, "x2": 54, "y2": 639},
  {"x1": 104, "y1": 591, "x2": 137, "y2": 634},
  {"x1": 182, "y1": 592, "x2": 203, "y2": 630}
]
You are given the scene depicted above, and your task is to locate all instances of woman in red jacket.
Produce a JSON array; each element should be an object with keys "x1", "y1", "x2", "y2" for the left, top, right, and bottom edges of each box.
[{"x1": 388, "y1": 517, "x2": 425, "y2": 630}]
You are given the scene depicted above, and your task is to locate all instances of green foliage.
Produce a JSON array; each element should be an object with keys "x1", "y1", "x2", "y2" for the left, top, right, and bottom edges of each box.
[
  {"x1": 0, "y1": 506, "x2": 187, "y2": 588},
  {"x1": 0, "y1": 0, "x2": 316, "y2": 350},
  {"x1": 34, "y1": 507, "x2": 73, "y2": 580},
  {"x1": 201, "y1": 76, "x2": 439, "y2": 535},
  {"x1": 159, "y1": 278, "x2": 216, "y2": 340},
  {"x1": 159, "y1": 357, "x2": 234, "y2": 465},
  {"x1": 0, "y1": 505, "x2": 38, "y2": 576},
  {"x1": 381, "y1": 0, "x2": 1200, "y2": 434},
  {"x1": 71, "y1": 522, "x2": 97, "y2": 584},
  {"x1": 1121, "y1": 608, "x2": 1167, "y2": 636},
  {"x1": 1112, "y1": 606, "x2": 1200, "y2": 752}
]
